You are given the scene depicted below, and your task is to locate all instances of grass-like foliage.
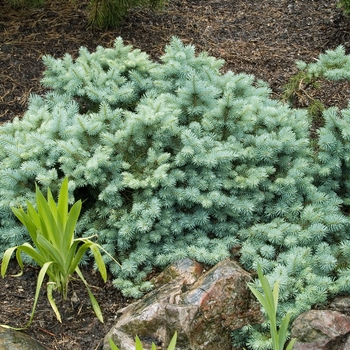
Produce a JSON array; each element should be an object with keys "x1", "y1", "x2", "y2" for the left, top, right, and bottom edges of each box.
[
  {"x1": 109, "y1": 331, "x2": 177, "y2": 350},
  {"x1": 1, "y1": 178, "x2": 118, "y2": 328},
  {"x1": 338, "y1": 0, "x2": 350, "y2": 15},
  {"x1": 2, "y1": 38, "x2": 350, "y2": 347},
  {"x1": 87, "y1": 0, "x2": 167, "y2": 29},
  {"x1": 248, "y1": 264, "x2": 295, "y2": 350}
]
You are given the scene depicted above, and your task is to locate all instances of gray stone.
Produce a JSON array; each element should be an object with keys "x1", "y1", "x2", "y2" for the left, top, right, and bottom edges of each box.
[
  {"x1": 291, "y1": 309, "x2": 350, "y2": 350},
  {"x1": 0, "y1": 327, "x2": 46, "y2": 350},
  {"x1": 103, "y1": 258, "x2": 263, "y2": 350},
  {"x1": 329, "y1": 296, "x2": 350, "y2": 314}
]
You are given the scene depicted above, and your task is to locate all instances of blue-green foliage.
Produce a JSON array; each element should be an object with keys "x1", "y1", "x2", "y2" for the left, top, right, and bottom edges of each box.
[
  {"x1": 233, "y1": 46, "x2": 350, "y2": 349},
  {"x1": 1, "y1": 38, "x2": 350, "y2": 348}
]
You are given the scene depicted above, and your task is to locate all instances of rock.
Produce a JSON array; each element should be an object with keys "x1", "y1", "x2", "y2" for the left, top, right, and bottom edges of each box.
[
  {"x1": 291, "y1": 309, "x2": 350, "y2": 350},
  {"x1": 329, "y1": 296, "x2": 350, "y2": 314},
  {"x1": 0, "y1": 327, "x2": 46, "y2": 350},
  {"x1": 104, "y1": 258, "x2": 263, "y2": 350}
]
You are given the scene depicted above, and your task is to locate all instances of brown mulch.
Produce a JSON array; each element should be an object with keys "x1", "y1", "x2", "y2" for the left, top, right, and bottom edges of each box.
[
  {"x1": 1, "y1": 0, "x2": 350, "y2": 349},
  {"x1": 0, "y1": 261, "x2": 135, "y2": 349}
]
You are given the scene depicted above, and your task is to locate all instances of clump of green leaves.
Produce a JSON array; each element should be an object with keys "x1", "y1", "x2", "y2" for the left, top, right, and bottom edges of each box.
[
  {"x1": 282, "y1": 70, "x2": 321, "y2": 107},
  {"x1": 109, "y1": 332, "x2": 177, "y2": 350},
  {"x1": 281, "y1": 64, "x2": 325, "y2": 130},
  {"x1": 1, "y1": 178, "x2": 118, "y2": 328},
  {"x1": 248, "y1": 264, "x2": 295, "y2": 350},
  {"x1": 338, "y1": 0, "x2": 350, "y2": 16},
  {"x1": 87, "y1": 0, "x2": 167, "y2": 29}
]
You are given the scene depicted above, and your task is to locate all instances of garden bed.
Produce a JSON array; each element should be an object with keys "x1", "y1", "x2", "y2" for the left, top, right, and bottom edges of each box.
[{"x1": 1, "y1": 0, "x2": 350, "y2": 348}]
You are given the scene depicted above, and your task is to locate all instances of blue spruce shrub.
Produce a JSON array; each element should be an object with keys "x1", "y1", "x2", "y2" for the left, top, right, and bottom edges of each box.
[
  {"x1": 1, "y1": 39, "x2": 350, "y2": 335},
  {"x1": 233, "y1": 45, "x2": 350, "y2": 349}
]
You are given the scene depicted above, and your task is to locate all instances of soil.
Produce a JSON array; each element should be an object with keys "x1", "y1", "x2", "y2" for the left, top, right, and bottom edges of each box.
[{"x1": 1, "y1": 0, "x2": 350, "y2": 349}]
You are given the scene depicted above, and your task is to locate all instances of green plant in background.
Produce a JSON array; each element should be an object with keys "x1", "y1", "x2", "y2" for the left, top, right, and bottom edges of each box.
[
  {"x1": 248, "y1": 264, "x2": 295, "y2": 350},
  {"x1": 109, "y1": 331, "x2": 177, "y2": 350},
  {"x1": 3, "y1": 0, "x2": 168, "y2": 29},
  {"x1": 282, "y1": 70, "x2": 321, "y2": 107},
  {"x1": 281, "y1": 64, "x2": 325, "y2": 130},
  {"x1": 1, "y1": 178, "x2": 118, "y2": 329},
  {"x1": 338, "y1": 0, "x2": 350, "y2": 15},
  {"x1": 87, "y1": 0, "x2": 168, "y2": 29}
]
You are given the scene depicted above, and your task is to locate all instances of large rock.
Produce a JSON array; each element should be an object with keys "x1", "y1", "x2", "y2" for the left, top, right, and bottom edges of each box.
[
  {"x1": 291, "y1": 309, "x2": 350, "y2": 350},
  {"x1": 103, "y1": 258, "x2": 263, "y2": 350},
  {"x1": 0, "y1": 327, "x2": 46, "y2": 350}
]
